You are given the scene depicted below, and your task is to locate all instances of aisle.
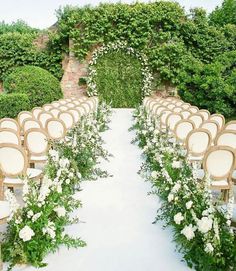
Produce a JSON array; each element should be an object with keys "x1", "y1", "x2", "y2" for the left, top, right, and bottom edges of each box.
[{"x1": 14, "y1": 109, "x2": 190, "y2": 271}]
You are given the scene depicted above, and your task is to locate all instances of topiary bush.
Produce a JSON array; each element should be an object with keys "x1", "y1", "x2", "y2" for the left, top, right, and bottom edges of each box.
[
  {"x1": 3, "y1": 65, "x2": 63, "y2": 108},
  {"x1": 94, "y1": 50, "x2": 143, "y2": 107},
  {"x1": 0, "y1": 93, "x2": 30, "y2": 118}
]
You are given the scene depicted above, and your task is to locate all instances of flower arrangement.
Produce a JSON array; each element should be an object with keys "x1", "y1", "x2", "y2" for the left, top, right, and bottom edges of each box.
[
  {"x1": 87, "y1": 41, "x2": 153, "y2": 97},
  {"x1": 2, "y1": 103, "x2": 112, "y2": 269},
  {"x1": 131, "y1": 105, "x2": 236, "y2": 271}
]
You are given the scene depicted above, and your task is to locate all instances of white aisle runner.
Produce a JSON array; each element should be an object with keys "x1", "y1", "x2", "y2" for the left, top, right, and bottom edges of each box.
[{"x1": 14, "y1": 109, "x2": 190, "y2": 271}]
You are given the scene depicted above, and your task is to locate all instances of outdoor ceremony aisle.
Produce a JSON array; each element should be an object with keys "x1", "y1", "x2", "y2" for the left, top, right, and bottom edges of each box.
[{"x1": 15, "y1": 109, "x2": 190, "y2": 271}]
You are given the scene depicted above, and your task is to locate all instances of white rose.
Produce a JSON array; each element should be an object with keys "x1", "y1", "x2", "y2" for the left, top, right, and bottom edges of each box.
[
  {"x1": 172, "y1": 183, "x2": 181, "y2": 193},
  {"x1": 168, "y1": 193, "x2": 174, "y2": 202},
  {"x1": 49, "y1": 150, "x2": 59, "y2": 161},
  {"x1": 174, "y1": 212, "x2": 184, "y2": 225},
  {"x1": 151, "y1": 171, "x2": 158, "y2": 179},
  {"x1": 205, "y1": 243, "x2": 214, "y2": 254},
  {"x1": 77, "y1": 172, "x2": 82, "y2": 179},
  {"x1": 19, "y1": 225, "x2": 35, "y2": 242},
  {"x1": 27, "y1": 210, "x2": 34, "y2": 218},
  {"x1": 32, "y1": 212, "x2": 41, "y2": 222},
  {"x1": 54, "y1": 206, "x2": 66, "y2": 217},
  {"x1": 59, "y1": 158, "x2": 70, "y2": 168},
  {"x1": 68, "y1": 172, "x2": 74, "y2": 178},
  {"x1": 172, "y1": 161, "x2": 182, "y2": 169},
  {"x1": 197, "y1": 217, "x2": 213, "y2": 234},
  {"x1": 181, "y1": 224, "x2": 195, "y2": 240},
  {"x1": 186, "y1": 201, "x2": 193, "y2": 210},
  {"x1": 66, "y1": 179, "x2": 70, "y2": 184}
]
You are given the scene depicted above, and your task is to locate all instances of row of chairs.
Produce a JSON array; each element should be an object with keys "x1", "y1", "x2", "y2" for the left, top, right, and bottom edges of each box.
[
  {"x1": 144, "y1": 96, "x2": 236, "y2": 202},
  {"x1": 0, "y1": 96, "x2": 98, "y2": 225}
]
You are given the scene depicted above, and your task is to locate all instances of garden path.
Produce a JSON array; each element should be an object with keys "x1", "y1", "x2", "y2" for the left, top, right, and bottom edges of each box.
[{"x1": 14, "y1": 109, "x2": 190, "y2": 271}]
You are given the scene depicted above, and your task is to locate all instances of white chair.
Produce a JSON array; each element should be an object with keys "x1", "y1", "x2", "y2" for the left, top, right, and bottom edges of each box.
[
  {"x1": 22, "y1": 118, "x2": 43, "y2": 134},
  {"x1": 167, "y1": 103, "x2": 176, "y2": 110},
  {"x1": 188, "y1": 106, "x2": 199, "y2": 114},
  {"x1": 174, "y1": 119, "x2": 195, "y2": 144},
  {"x1": 58, "y1": 111, "x2": 75, "y2": 130},
  {"x1": 198, "y1": 109, "x2": 210, "y2": 121},
  {"x1": 160, "y1": 110, "x2": 172, "y2": 130},
  {"x1": 24, "y1": 128, "x2": 49, "y2": 164},
  {"x1": 0, "y1": 118, "x2": 20, "y2": 135},
  {"x1": 17, "y1": 111, "x2": 33, "y2": 127},
  {"x1": 76, "y1": 106, "x2": 87, "y2": 116},
  {"x1": 50, "y1": 108, "x2": 61, "y2": 118},
  {"x1": 210, "y1": 114, "x2": 225, "y2": 130},
  {"x1": 51, "y1": 101, "x2": 61, "y2": 108},
  {"x1": 0, "y1": 143, "x2": 42, "y2": 189},
  {"x1": 166, "y1": 113, "x2": 183, "y2": 132},
  {"x1": 43, "y1": 104, "x2": 54, "y2": 111},
  {"x1": 67, "y1": 102, "x2": 76, "y2": 109},
  {"x1": 173, "y1": 107, "x2": 183, "y2": 113},
  {"x1": 181, "y1": 110, "x2": 192, "y2": 119},
  {"x1": 38, "y1": 111, "x2": 54, "y2": 129},
  {"x1": 200, "y1": 120, "x2": 220, "y2": 142},
  {"x1": 186, "y1": 128, "x2": 212, "y2": 162},
  {"x1": 32, "y1": 107, "x2": 44, "y2": 119},
  {"x1": 224, "y1": 121, "x2": 236, "y2": 131},
  {"x1": 69, "y1": 109, "x2": 80, "y2": 123},
  {"x1": 45, "y1": 118, "x2": 67, "y2": 140},
  {"x1": 0, "y1": 128, "x2": 21, "y2": 145},
  {"x1": 215, "y1": 130, "x2": 236, "y2": 149},
  {"x1": 80, "y1": 102, "x2": 91, "y2": 114},
  {"x1": 154, "y1": 106, "x2": 167, "y2": 116},
  {"x1": 188, "y1": 113, "x2": 204, "y2": 128},
  {"x1": 181, "y1": 103, "x2": 191, "y2": 110},
  {"x1": 59, "y1": 105, "x2": 69, "y2": 111},
  {"x1": 59, "y1": 100, "x2": 67, "y2": 105},
  {"x1": 197, "y1": 146, "x2": 235, "y2": 201}
]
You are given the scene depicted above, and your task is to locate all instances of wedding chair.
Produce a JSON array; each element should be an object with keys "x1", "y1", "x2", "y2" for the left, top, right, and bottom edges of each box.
[
  {"x1": 198, "y1": 109, "x2": 210, "y2": 121},
  {"x1": 0, "y1": 118, "x2": 20, "y2": 135},
  {"x1": 80, "y1": 102, "x2": 92, "y2": 114},
  {"x1": 181, "y1": 110, "x2": 192, "y2": 119},
  {"x1": 160, "y1": 110, "x2": 172, "y2": 130},
  {"x1": 17, "y1": 111, "x2": 33, "y2": 127},
  {"x1": 43, "y1": 104, "x2": 54, "y2": 111},
  {"x1": 172, "y1": 107, "x2": 183, "y2": 113},
  {"x1": 58, "y1": 100, "x2": 67, "y2": 105},
  {"x1": 224, "y1": 121, "x2": 236, "y2": 131},
  {"x1": 50, "y1": 108, "x2": 61, "y2": 118},
  {"x1": 200, "y1": 120, "x2": 220, "y2": 142},
  {"x1": 154, "y1": 106, "x2": 168, "y2": 116},
  {"x1": 188, "y1": 106, "x2": 199, "y2": 114},
  {"x1": 51, "y1": 101, "x2": 61, "y2": 108},
  {"x1": 22, "y1": 118, "x2": 43, "y2": 134},
  {"x1": 186, "y1": 128, "x2": 212, "y2": 163},
  {"x1": 45, "y1": 118, "x2": 66, "y2": 140},
  {"x1": 66, "y1": 102, "x2": 76, "y2": 109},
  {"x1": 188, "y1": 113, "x2": 204, "y2": 128},
  {"x1": 58, "y1": 105, "x2": 69, "y2": 111},
  {"x1": 166, "y1": 113, "x2": 183, "y2": 132},
  {"x1": 38, "y1": 111, "x2": 54, "y2": 129},
  {"x1": 0, "y1": 143, "x2": 42, "y2": 189},
  {"x1": 167, "y1": 103, "x2": 176, "y2": 110},
  {"x1": 68, "y1": 109, "x2": 80, "y2": 123},
  {"x1": 181, "y1": 103, "x2": 191, "y2": 110},
  {"x1": 196, "y1": 146, "x2": 235, "y2": 201},
  {"x1": 24, "y1": 128, "x2": 49, "y2": 164},
  {"x1": 32, "y1": 107, "x2": 44, "y2": 119},
  {"x1": 58, "y1": 111, "x2": 75, "y2": 130},
  {"x1": 73, "y1": 100, "x2": 81, "y2": 106},
  {"x1": 0, "y1": 129, "x2": 21, "y2": 145},
  {"x1": 150, "y1": 103, "x2": 161, "y2": 114},
  {"x1": 174, "y1": 119, "x2": 195, "y2": 144},
  {"x1": 215, "y1": 130, "x2": 236, "y2": 149},
  {"x1": 162, "y1": 101, "x2": 170, "y2": 107},
  {"x1": 175, "y1": 100, "x2": 184, "y2": 106},
  {"x1": 210, "y1": 114, "x2": 225, "y2": 130},
  {"x1": 76, "y1": 106, "x2": 87, "y2": 117}
]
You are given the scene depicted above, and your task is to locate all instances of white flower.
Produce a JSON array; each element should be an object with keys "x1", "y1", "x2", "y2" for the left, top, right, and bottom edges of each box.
[
  {"x1": 172, "y1": 161, "x2": 182, "y2": 169},
  {"x1": 77, "y1": 172, "x2": 82, "y2": 179},
  {"x1": 186, "y1": 201, "x2": 193, "y2": 210},
  {"x1": 49, "y1": 150, "x2": 59, "y2": 162},
  {"x1": 172, "y1": 183, "x2": 181, "y2": 193},
  {"x1": 32, "y1": 212, "x2": 41, "y2": 222},
  {"x1": 19, "y1": 225, "x2": 35, "y2": 242},
  {"x1": 168, "y1": 193, "x2": 174, "y2": 202},
  {"x1": 68, "y1": 172, "x2": 74, "y2": 178},
  {"x1": 43, "y1": 221, "x2": 56, "y2": 239},
  {"x1": 205, "y1": 243, "x2": 214, "y2": 254},
  {"x1": 66, "y1": 178, "x2": 70, "y2": 184},
  {"x1": 181, "y1": 224, "x2": 195, "y2": 240},
  {"x1": 54, "y1": 206, "x2": 66, "y2": 217},
  {"x1": 174, "y1": 212, "x2": 184, "y2": 225},
  {"x1": 27, "y1": 210, "x2": 34, "y2": 218},
  {"x1": 151, "y1": 171, "x2": 158, "y2": 179},
  {"x1": 59, "y1": 158, "x2": 70, "y2": 168},
  {"x1": 197, "y1": 217, "x2": 213, "y2": 234}
]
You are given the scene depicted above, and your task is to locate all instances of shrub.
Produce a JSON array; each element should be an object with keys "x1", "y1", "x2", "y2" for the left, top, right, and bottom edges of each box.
[
  {"x1": 0, "y1": 93, "x2": 30, "y2": 118},
  {"x1": 3, "y1": 65, "x2": 63, "y2": 108}
]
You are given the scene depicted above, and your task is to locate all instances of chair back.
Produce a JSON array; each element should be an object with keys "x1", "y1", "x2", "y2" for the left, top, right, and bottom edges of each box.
[
  {"x1": 22, "y1": 118, "x2": 42, "y2": 134},
  {"x1": 215, "y1": 130, "x2": 236, "y2": 149},
  {"x1": 188, "y1": 113, "x2": 204, "y2": 128},
  {"x1": 0, "y1": 143, "x2": 28, "y2": 177},
  {"x1": 188, "y1": 106, "x2": 199, "y2": 114},
  {"x1": 181, "y1": 103, "x2": 191, "y2": 110},
  {"x1": 181, "y1": 110, "x2": 191, "y2": 119},
  {"x1": 160, "y1": 110, "x2": 172, "y2": 128},
  {"x1": 166, "y1": 113, "x2": 183, "y2": 131},
  {"x1": 174, "y1": 120, "x2": 195, "y2": 143},
  {"x1": 0, "y1": 118, "x2": 20, "y2": 134},
  {"x1": 46, "y1": 118, "x2": 66, "y2": 140},
  {"x1": 24, "y1": 128, "x2": 49, "y2": 156},
  {"x1": 58, "y1": 111, "x2": 75, "y2": 130},
  {"x1": 200, "y1": 120, "x2": 220, "y2": 141},
  {"x1": 18, "y1": 111, "x2": 33, "y2": 126},
  {"x1": 50, "y1": 108, "x2": 61, "y2": 118},
  {"x1": 203, "y1": 146, "x2": 235, "y2": 181},
  {"x1": 198, "y1": 109, "x2": 210, "y2": 121},
  {"x1": 32, "y1": 107, "x2": 43, "y2": 119},
  {"x1": 186, "y1": 128, "x2": 212, "y2": 157},
  {"x1": 173, "y1": 107, "x2": 183, "y2": 113},
  {"x1": 69, "y1": 109, "x2": 80, "y2": 123},
  {"x1": 0, "y1": 128, "x2": 21, "y2": 145},
  {"x1": 38, "y1": 111, "x2": 54, "y2": 128},
  {"x1": 224, "y1": 121, "x2": 236, "y2": 131},
  {"x1": 210, "y1": 114, "x2": 225, "y2": 129}
]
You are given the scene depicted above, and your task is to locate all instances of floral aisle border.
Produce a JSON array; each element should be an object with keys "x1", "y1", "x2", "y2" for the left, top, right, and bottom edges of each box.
[
  {"x1": 2, "y1": 102, "x2": 112, "y2": 270},
  {"x1": 87, "y1": 41, "x2": 153, "y2": 97},
  {"x1": 130, "y1": 105, "x2": 236, "y2": 271}
]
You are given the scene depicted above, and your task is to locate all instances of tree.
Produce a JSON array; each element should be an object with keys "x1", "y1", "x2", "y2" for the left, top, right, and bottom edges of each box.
[{"x1": 210, "y1": 0, "x2": 236, "y2": 26}]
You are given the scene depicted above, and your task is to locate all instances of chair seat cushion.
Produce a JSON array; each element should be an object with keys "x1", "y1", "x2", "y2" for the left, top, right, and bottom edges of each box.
[
  {"x1": 4, "y1": 168, "x2": 42, "y2": 185},
  {"x1": 0, "y1": 200, "x2": 10, "y2": 220},
  {"x1": 188, "y1": 155, "x2": 204, "y2": 161},
  {"x1": 30, "y1": 155, "x2": 47, "y2": 162}
]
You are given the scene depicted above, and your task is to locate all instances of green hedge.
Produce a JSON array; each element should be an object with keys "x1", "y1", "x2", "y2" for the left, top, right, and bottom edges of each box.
[
  {"x1": 3, "y1": 65, "x2": 63, "y2": 108},
  {"x1": 95, "y1": 51, "x2": 142, "y2": 107},
  {"x1": 0, "y1": 93, "x2": 30, "y2": 118}
]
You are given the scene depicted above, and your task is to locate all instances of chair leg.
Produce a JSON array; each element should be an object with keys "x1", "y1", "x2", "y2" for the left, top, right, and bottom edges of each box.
[{"x1": 222, "y1": 189, "x2": 229, "y2": 202}]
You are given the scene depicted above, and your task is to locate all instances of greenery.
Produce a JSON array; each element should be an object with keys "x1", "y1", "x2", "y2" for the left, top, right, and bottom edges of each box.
[
  {"x1": 2, "y1": 106, "x2": 112, "y2": 269},
  {"x1": 0, "y1": 20, "x2": 38, "y2": 35},
  {"x1": 209, "y1": 0, "x2": 236, "y2": 26},
  {"x1": 0, "y1": 93, "x2": 30, "y2": 118},
  {"x1": 131, "y1": 105, "x2": 236, "y2": 271},
  {"x1": 94, "y1": 50, "x2": 143, "y2": 107},
  {"x1": 3, "y1": 65, "x2": 63, "y2": 108}
]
